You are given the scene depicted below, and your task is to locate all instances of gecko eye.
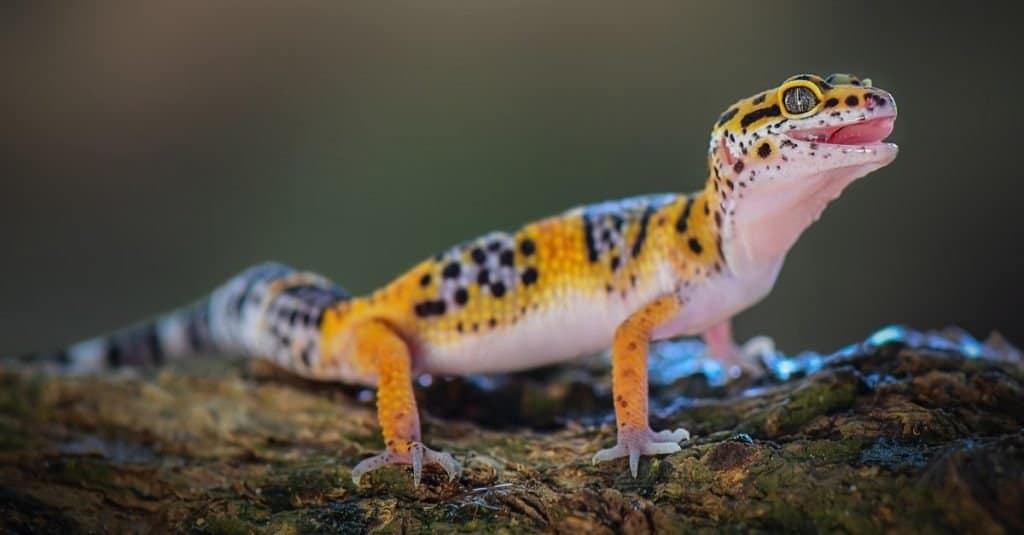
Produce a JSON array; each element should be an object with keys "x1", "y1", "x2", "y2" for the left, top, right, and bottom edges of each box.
[{"x1": 782, "y1": 86, "x2": 819, "y2": 116}]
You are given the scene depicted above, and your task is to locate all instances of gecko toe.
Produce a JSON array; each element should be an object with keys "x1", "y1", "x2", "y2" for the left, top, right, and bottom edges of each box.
[
  {"x1": 652, "y1": 428, "x2": 690, "y2": 442},
  {"x1": 422, "y1": 447, "x2": 462, "y2": 482},
  {"x1": 351, "y1": 451, "x2": 393, "y2": 485},
  {"x1": 592, "y1": 444, "x2": 627, "y2": 465}
]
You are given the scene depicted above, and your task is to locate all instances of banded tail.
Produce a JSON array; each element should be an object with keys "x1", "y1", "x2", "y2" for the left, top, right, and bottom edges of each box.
[{"x1": 14, "y1": 262, "x2": 351, "y2": 375}]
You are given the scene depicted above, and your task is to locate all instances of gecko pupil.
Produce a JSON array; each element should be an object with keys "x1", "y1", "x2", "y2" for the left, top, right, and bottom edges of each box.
[{"x1": 783, "y1": 86, "x2": 818, "y2": 115}]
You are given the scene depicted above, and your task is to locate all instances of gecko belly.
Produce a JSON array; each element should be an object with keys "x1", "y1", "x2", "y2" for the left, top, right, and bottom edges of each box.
[{"x1": 415, "y1": 292, "x2": 644, "y2": 375}]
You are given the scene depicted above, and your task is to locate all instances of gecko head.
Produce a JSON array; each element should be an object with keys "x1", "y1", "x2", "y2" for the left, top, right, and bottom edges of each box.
[
  {"x1": 706, "y1": 73, "x2": 899, "y2": 270},
  {"x1": 709, "y1": 73, "x2": 898, "y2": 196}
]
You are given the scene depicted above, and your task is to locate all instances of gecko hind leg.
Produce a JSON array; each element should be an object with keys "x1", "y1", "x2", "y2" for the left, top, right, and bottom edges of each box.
[
  {"x1": 593, "y1": 295, "x2": 691, "y2": 478},
  {"x1": 349, "y1": 320, "x2": 461, "y2": 486}
]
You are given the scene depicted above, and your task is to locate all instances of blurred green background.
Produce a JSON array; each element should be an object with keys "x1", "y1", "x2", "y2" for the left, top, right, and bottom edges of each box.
[{"x1": 3, "y1": 2, "x2": 1021, "y2": 355}]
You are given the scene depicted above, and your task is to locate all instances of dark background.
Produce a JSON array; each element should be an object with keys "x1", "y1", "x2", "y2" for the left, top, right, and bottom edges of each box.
[{"x1": 2, "y1": 2, "x2": 1021, "y2": 356}]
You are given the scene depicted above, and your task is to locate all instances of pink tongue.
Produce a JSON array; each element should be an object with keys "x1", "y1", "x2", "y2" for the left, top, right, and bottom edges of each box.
[{"x1": 828, "y1": 118, "x2": 894, "y2": 144}]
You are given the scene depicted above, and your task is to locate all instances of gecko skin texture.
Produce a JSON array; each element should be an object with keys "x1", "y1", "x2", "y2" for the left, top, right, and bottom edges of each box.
[{"x1": 30, "y1": 73, "x2": 898, "y2": 485}]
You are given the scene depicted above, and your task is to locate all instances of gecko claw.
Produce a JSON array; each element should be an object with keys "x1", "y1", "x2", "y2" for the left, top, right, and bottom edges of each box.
[{"x1": 352, "y1": 441, "x2": 461, "y2": 487}]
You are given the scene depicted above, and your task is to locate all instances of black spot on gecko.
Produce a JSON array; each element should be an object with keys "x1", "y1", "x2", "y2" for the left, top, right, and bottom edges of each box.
[
  {"x1": 442, "y1": 262, "x2": 461, "y2": 279},
  {"x1": 519, "y1": 238, "x2": 536, "y2": 256},
  {"x1": 757, "y1": 143, "x2": 772, "y2": 158},
  {"x1": 521, "y1": 267, "x2": 538, "y2": 285},
  {"x1": 733, "y1": 160, "x2": 745, "y2": 174},
  {"x1": 186, "y1": 313, "x2": 204, "y2": 351},
  {"x1": 688, "y1": 237, "x2": 703, "y2": 255},
  {"x1": 740, "y1": 104, "x2": 781, "y2": 128},
  {"x1": 454, "y1": 287, "x2": 469, "y2": 305},
  {"x1": 499, "y1": 249, "x2": 515, "y2": 267},
  {"x1": 610, "y1": 255, "x2": 621, "y2": 271},
  {"x1": 752, "y1": 93, "x2": 766, "y2": 105},
  {"x1": 582, "y1": 214, "x2": 598, "y2": 262},
  {"x1": 845, "y1": 95, "x2": 859, "y2": 106},
  {"x1": 675, "y1": 197, "x2": 693, "y2": 233},
  {"x1": 419, "y1": 273, "x2": 432, "y2": 287},
  {"x1": 824, "y1": 97, "x2": 839, "y2": 108},
  {"x1": 631, "y1": 204, "x2": 655, "y2": 257},
  {"x1": 414, "y1": 300, "x2": 447, "y2": 317},
  {"x1": 471, "y1": 247, "x2": 486, "y2": 264},
  {"x1": 491, "y1": 281, "x2": 507, "y2": 298}
]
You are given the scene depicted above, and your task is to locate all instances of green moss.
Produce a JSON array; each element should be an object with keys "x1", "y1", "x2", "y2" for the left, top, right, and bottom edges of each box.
[
  {"x1": 761, "y1": 370, "x2": 859, "y2": 437},
  {"x1": 470, "y1": 434, "x2": 533, "y2": 460},
  {"x1": 786, "y1": 438, "x2": 869, "y2": 464},
  {"x1": 291, "y1": 502, "x2": 369, "y2": 534},
  {"x1": 195, "y1": 516, "x2": 253, "y2": 535}
]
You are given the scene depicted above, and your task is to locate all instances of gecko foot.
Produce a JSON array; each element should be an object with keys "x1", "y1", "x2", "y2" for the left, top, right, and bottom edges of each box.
[
  {"x1": 352, "y1": 441, "x2": 461, "y2": 487},
  {"x1": 592, "y1": 426, "x2": 691, "y2": 478},
  {"x1": 714, "y1": 336, "x2": 775, "y2": 379}
]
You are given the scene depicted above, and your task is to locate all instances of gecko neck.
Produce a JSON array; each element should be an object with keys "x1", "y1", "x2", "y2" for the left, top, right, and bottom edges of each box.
[{"x1": 703, "y1": 166, "x2": 866, "y2": 279}]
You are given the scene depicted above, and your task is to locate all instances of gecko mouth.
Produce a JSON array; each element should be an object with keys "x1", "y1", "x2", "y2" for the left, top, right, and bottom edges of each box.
[{"x1": 786, "y1": 116, "x2": 896, "y2": 146}]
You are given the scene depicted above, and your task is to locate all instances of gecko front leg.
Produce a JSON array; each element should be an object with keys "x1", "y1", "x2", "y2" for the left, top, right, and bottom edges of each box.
[
  {"x1": 593, "y1": 295, "x2": 691, "y2": 477},
  {"x1": 349, "y1": 320, "x2": 461, "y2": 487}
]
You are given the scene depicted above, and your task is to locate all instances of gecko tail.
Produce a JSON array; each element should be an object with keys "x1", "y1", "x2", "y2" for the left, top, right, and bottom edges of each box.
[{"x1": 10, "y1": 262, "x2": 351, "y2": 376}]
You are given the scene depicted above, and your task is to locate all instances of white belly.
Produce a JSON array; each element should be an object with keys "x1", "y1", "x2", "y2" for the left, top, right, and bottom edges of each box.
[{"x1": 416, "y1": 290, "x2": 654, "y2": 375}]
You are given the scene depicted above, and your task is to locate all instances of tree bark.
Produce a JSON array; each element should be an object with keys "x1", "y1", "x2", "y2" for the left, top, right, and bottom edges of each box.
[{"x1": 1, "y1": 341, "x2": 1021, "y2": 533}]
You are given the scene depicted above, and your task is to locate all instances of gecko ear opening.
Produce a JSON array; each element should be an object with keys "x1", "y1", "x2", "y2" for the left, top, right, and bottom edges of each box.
[{"x1": 717, "y1": 136, "x2": 736, "y2": 167}]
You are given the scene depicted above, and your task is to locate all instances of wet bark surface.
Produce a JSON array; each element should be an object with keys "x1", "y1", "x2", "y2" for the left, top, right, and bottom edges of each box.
[{"x1": 1, "y1": 341, "x2": 1022, "y2": 533}]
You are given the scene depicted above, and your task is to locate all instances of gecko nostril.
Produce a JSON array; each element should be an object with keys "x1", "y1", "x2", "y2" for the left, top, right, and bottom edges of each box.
[{"x1": 863, "y1": 93, "x2": 891, "y2": 108}]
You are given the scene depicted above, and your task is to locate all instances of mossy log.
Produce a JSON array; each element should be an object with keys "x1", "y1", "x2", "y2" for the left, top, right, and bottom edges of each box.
[{"x1": 1, "y1": 341, "x2": 1022, "y2": 533}]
